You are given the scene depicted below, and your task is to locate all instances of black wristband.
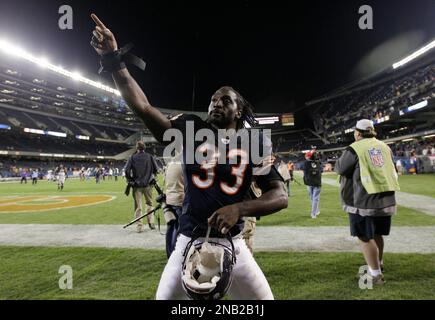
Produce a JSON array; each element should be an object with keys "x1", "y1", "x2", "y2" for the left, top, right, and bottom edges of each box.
[
  {"x1": 98, "y1": 43, "x2": 146, "y2": 75},
  {"x1": 99, "y1": 50, "x2": 126, "y2": 74}
]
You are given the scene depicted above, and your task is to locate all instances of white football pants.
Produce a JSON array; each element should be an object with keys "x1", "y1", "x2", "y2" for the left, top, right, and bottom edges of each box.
[{"x1": 155, "y1": 234, "x2": 274, "y2": 300}]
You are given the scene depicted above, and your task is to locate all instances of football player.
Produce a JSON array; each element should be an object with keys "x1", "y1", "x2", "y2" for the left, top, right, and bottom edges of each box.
[{"x1": 90, "y1": 14, "x2": 288, "y2": 300}]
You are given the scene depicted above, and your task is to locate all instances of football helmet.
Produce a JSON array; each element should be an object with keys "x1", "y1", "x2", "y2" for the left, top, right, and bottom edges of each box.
[{"x1": 181, "y1": 229, "x2": 236, "y2": 300}]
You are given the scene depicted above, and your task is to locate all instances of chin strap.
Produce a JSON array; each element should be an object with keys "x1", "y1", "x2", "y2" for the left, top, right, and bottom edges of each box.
[{"x1": 99, "y1": 43, "x2": 146, "y2": 74}]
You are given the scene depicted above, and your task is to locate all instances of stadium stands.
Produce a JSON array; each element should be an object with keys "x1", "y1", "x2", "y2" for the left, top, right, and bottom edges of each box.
[{"x1": 311, "y1": 60, "x2": 434, "y2": 142}]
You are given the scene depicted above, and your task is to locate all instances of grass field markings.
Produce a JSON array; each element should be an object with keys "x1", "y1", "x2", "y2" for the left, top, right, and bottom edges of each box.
[
  {"x1": 15, "y1": 196, "x2": 69, "y2": 206},
  {"x1": 0, "y1": 195, "x2": 117, "y2": 213},
  {"x1": 0, "y1": 196, "x2": 46, "y2": 206},
  {"x1": 2, "y1": 191, "x2": 123, "y2": 195}
]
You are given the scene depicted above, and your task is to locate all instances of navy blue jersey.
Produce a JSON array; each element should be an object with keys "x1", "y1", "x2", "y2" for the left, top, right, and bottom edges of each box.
[{"x1": 170, "y1": 114, "x2": 280, "y2": 237}]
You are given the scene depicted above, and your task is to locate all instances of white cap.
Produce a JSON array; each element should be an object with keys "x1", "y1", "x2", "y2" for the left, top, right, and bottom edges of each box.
[{"x1": 355, "y1": 119, "x2": 374, "y2": 131}]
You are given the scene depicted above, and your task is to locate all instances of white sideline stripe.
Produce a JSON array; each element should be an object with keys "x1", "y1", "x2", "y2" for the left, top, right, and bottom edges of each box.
[
  {"x1": 321, "y1": 177, "x2": 435, "y2": 216},
  {"x1": 0, "y1": 224, "x2": 434, "y2": 253}
]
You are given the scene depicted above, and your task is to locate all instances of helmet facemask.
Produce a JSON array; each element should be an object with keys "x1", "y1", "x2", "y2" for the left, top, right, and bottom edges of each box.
[{"x1": 181, "y1": 229, "x2": 236, "y2": 300}]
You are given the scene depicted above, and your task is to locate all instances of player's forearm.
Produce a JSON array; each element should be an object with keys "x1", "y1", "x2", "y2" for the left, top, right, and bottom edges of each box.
[
  {"x1": 112, "y1": 68, "x2": 171, "y2": 142},
  {"x1": 237, "y1": 186, "x2": 288, "y2": 218}
]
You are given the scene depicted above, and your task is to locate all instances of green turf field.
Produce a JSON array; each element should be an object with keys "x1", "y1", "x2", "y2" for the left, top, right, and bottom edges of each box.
[
  {"x1": 397, "y1": 174, "x2": 435, "y2": 198},
  {"x1": 0, "y1": 175, "x2": 434, "y2": 226},
  {"x1": 321, "y1": 172, "x2": 435, "y2": 198},
  {"x1": 0, "y1": 246, "x2": 433, "y2": 300},
  {"x1": 0, "y1": 174, "x2": 434, "y2": 300}
]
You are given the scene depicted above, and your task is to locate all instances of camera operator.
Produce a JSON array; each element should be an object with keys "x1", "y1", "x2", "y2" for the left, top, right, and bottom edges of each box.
[{"x1": 125, "y1": 141, "x2": 158, "y2": 233}]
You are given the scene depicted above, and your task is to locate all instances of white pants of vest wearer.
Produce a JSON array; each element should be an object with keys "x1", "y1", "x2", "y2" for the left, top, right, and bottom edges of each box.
[{"x1": 155, "y1": 234, "x2": 274, "y2": 300}]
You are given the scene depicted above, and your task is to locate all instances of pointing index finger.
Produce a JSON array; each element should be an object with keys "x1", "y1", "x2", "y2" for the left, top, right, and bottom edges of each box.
[{"x1": 91, "y1": 13, "x2": 107, "y2": 29}]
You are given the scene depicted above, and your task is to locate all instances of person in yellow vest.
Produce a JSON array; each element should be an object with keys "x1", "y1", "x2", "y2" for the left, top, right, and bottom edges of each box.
[{"x1": 335, "y1": 119, "x2": 400, "y2": 285}]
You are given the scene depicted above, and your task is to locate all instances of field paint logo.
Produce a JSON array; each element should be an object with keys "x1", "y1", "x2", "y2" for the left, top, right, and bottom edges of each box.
[
  {"x1": 358, "y1": 5, "x2": 373, "y2": 30},
  {"x1": 0, "y1": 195, "x2": 115, "y2": 213},
  {"x1": 59, "y1": 265, "x2": 73, "y2": 289},
  {"x1": 358, "y1": 265, "x2": 373, "y2": 289},
  {"x1": 58, "y1": 5, "x2": 73, "y2": 30}
]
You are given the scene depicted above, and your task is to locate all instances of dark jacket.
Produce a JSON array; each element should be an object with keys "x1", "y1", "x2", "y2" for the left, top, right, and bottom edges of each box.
[
  {"x1": 335, "y1": 146, "x2": 396, "y2": 215},
  {"x1": 124, "y1": 151, "x2": 158, "y2": 188},
  {"x1": 303, "y1": 160, "x2": 322, "y2": 187}
]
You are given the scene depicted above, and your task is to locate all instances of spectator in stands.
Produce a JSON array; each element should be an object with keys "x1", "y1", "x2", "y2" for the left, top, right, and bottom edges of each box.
[
  {"x1": 303, "y1": 149, "x2": 322, "y2": 218},
  {"x1": 124, "y1": 141, "x2": 158, "y2": 232},
  {"x1": 335, "y1": 119, "x2": 400, "y2": 285}
]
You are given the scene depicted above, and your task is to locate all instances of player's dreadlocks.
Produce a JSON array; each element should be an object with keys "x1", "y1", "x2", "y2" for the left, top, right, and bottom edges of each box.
[{"x1": 219, "y1": 86, "x2": 258, "y2": 130}]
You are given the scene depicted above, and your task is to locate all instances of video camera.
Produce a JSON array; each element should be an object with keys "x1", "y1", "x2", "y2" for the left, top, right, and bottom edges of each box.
[
  {"x1": 124, "y1": 176, "x2": 176, "y2": 230},
  {"x1": 148, "y1": 177, "x2": 166, "y2": 204}
]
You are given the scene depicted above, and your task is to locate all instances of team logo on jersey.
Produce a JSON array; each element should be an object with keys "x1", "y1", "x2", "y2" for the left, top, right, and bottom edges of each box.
[{"x1": 368, "y1": 148, "x2": 384, "y2": 167}]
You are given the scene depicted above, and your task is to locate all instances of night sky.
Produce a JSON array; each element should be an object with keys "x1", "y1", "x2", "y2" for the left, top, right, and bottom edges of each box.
[{"x1": 0, "y1": 0, "x2": 434, "y2": 126}]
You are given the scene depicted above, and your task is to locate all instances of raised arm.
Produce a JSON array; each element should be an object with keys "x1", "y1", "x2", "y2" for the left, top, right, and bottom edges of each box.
[{"x1": 90, "y1": 14, "x2": 171, "y2": 142}]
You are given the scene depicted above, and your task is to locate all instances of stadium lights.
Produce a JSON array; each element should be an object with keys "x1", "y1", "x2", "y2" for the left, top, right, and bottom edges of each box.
[
  {"x1": 75, "y1": 135, "x2": 90, "y2": 140},
  {"x1": 24, "y1": 128, "x2": 45, "y2": 135},
  {"x1": 47, "y1": 131, "x2": 67, "y2": 138},
  {"x1": 406, "y1": 100, "x2": 428, "y2": 112},
  {"x1": 423, "y1": 134, "x2": 435, "y2": 139},
  {"x1": 256, "y1": 116, "x2": 280, "y2": 125},
  {"x1": 35, "y1": 57, "x2": 50, "y2": 69},
  {"x1": 24, "y1": 127, "x2": 67, "y2": 138},
  {"x1": 373, "y1": 115, "x2": 390, "y2": 124},
  {"x1": 0, "y1": 38, "x2": 121, "y2": 96},
  {"x1": 402, "y1": 138, "x2": 414, "y2": 142},
  {"x1": 0, "y1": 124, "x2": 11, "y2": 130},
  {"x1": 72, "y1": 72, "x2": 82, "y2": 81},
  {"x1": 392, "y1": 39, "x2": 435, "y2": 69}
]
